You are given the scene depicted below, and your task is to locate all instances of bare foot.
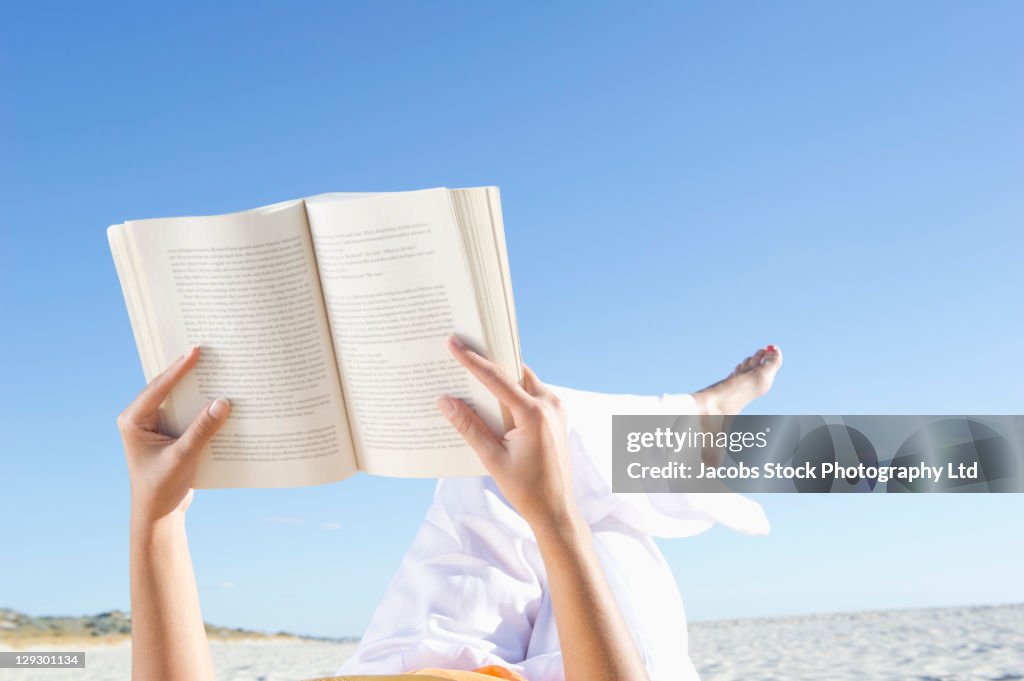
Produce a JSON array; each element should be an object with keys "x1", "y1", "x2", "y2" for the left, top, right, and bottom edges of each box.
[
  {"x1": 691, "y1": 345, "x2": 783, "y2": 465},
  {"x1": 694, "y1": 345, "x2": 783, "y2": 417}
]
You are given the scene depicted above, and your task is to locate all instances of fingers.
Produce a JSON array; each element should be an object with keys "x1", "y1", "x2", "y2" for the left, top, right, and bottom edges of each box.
[
  {"x1": 521, "y1": 365, "x2": 545, "y2": 396},
  {"x1": 120, "y1": 345, "x2": 201, "y2": 429},
  {"x1": 436, "y1": 395, "x2": 504, "y2": 465},
  {"x1": 522, "y1": 365, "x2": 560, "y2": 408},
  {"x1": 447, "y1": 336, "x2": 534, "y2": 417},
  {"x1": 175, "y1": 399, "x2": 231, "y2": 458}
]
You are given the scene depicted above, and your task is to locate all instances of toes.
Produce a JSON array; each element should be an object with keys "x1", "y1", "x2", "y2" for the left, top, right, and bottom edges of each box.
[
  {"x1": 738, "y1": 350, "x2": 764, "y2": 373},
  {"x1": 745, "y1": 345, "x2": 782, "y2": 396},
  {"x1": 762, "y1": 345, "x2": 783, "y2": 371},
  {"x1": 733, "y1": 347, "x2": 781, "y2": 379}
]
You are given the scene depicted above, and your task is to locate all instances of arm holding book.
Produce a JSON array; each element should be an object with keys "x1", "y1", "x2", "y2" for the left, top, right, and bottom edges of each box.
[
  {"x1": 119, "y1": 345, "x2": 230, "y2": 681},
  {"x1": 437, "y1": 337, "x2": 652, "y2": 681}
]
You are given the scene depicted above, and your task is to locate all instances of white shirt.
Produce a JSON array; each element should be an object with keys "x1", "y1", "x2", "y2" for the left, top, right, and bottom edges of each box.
[{"x1": 338, "y1": 386, "x2": 769, "y2": 680}]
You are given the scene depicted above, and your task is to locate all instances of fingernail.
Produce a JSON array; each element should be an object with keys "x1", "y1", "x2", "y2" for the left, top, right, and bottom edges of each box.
[
  {"x1": 766, "y1": 345, "x2": 778, "y2": 353},
  {"x1": 208, "y1": 398, "x2": 230, "y2": 419},
  {"x1": 436, "y1": 396, "x2": 457, "y2": 417},
  {"x1": 450, "y1": 335, "x2": 465, "y2": 349}
]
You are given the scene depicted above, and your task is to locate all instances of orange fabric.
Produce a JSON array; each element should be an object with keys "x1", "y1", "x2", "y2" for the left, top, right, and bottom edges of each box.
[
  {"x1": 412, "y1": 667, "x2": 528, "y2": 681},
  {"x1": 472, "y1": 665, "x2": 529, "y2": 681}
]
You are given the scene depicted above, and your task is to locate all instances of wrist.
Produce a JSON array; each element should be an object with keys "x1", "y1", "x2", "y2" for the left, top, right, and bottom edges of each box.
[
  {"x1": 527, "y1": 502, "x2": 588, "y2": 547},
  {"x1": 130, "y1": 507, "x2": 186, "y2": 542}
]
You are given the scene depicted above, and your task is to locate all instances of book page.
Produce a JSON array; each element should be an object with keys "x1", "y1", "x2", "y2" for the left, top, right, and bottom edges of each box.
[
  {"x1": 451, "y1": 187, "x2": 522, "y2": 384},
  {"x1": 116, "y1": 201, "x2": 357, "y2": 488},
  {"x1": 305, "y1": 189, "x2": 497, "y2": 477}
]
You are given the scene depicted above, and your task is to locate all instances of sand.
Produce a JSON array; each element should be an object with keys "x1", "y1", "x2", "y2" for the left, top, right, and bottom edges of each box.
[
  {"x1": 1, "y1": 604, "x2": 1021, "y2": 681},
  {"x1": 0, "y1": 640, "x2": 358, "y2": 681},
  {"x1": 688, "y1": 603, "x2": 1024, "y2": 681}
]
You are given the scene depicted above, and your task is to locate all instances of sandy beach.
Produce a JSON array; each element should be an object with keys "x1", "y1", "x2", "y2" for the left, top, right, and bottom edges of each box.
[
  {"x1": 1, "y1": 604, "x2": 1021, "y2": 680},
  {"x1": 0, "y1": 639, "x2": 358, "y2": 681},
  {"x1": 688, "y1": 603, "x2": 1024, "y2": 681}
]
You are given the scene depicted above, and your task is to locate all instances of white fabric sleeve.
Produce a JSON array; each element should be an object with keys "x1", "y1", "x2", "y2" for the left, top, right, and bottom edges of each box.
[{"x1": 336, "y1": 477, "x2": 546, "y2": 676}]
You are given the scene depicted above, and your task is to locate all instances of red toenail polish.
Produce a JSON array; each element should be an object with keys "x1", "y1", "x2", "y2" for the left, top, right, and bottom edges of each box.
[{"x1": 766, "y1": 345, "x2": 777, "y2": 353}]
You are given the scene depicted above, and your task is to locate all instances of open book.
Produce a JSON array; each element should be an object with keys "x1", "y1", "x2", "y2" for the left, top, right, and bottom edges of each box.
[{"x1": 108, "y1": 188, "x2": 521, "y2": 488}]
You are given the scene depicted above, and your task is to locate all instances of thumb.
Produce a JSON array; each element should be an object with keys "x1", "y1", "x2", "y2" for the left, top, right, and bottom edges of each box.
[
  {"x1": 176, "y1": 398, "x2": 231, "y2": 457},
  {"x1": 436, "y1": 396, "x2": 504, "y2": 465}
]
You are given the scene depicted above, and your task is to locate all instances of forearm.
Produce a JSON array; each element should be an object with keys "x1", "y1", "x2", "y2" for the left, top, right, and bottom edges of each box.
[
  {"x1": 532, "y1": 510, "x2": 650, "y2": 681},
  {"x1": 130, "y1": 513, "x2": 216, "y2": 681}
]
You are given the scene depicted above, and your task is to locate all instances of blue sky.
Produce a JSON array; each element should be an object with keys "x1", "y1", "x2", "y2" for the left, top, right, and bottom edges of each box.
[{"x1": 1, "y1": 2, "x2": 1022, "y2": 638}]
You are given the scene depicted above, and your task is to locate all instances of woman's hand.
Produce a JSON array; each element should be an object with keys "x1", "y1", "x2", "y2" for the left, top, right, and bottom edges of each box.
[
  {"x1": 118, "y1": 345, "x2": 230, "y2": 527},
  {"x1": 438, "y1": 336, "x2": 651, "y2": 681},
  {"x1": 121, "y1": 346, "x2": 224, "y2": 681},
  {"x1": 435, "y1": 336, "x2": 578, "y2": 530}
]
